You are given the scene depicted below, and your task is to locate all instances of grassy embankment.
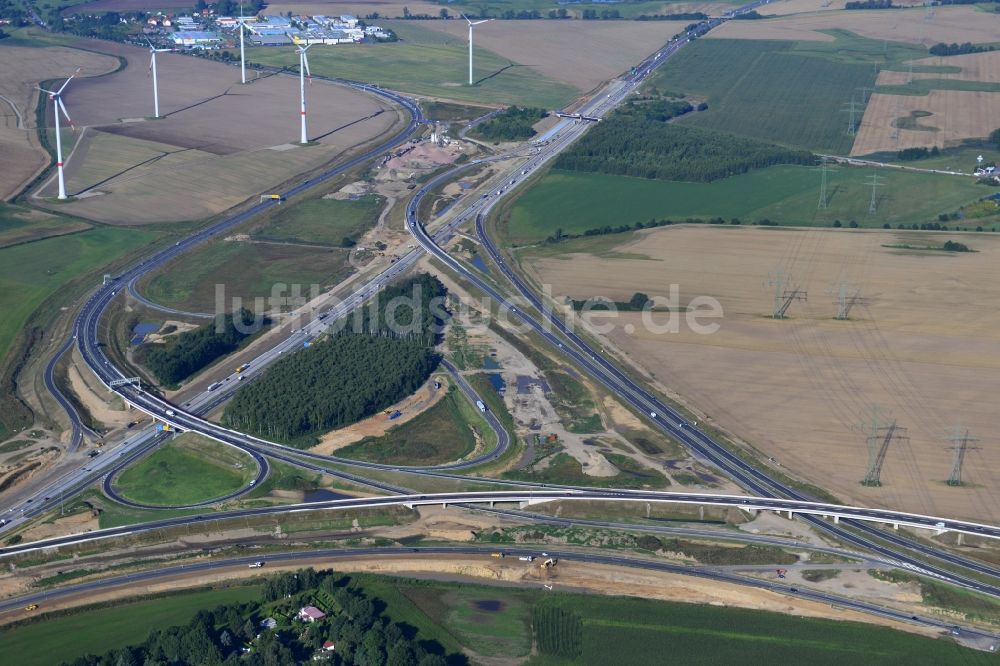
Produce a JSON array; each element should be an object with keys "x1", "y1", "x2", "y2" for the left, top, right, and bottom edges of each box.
[{"x1": 113, "y1": 433, "x2": 256, "y2": 506}]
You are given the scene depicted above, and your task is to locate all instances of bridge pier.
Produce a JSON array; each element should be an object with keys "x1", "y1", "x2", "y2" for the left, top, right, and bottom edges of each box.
[
  {"x1": 787, "y1": 510, "x2": 793, "y2": 520},
  {"x1": 893, "y1": 523, "x2": 899, "y2": 530},
  {"x1": 833, "y1": 515, "x2": 840, "y2": 524}
]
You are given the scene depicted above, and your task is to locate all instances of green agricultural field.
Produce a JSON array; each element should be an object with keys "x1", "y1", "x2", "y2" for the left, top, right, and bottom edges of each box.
[
  {"x1": 504, "y1": 167, "x2": 988, "y2": 243},
  {"x1": 240, "y1": 21, "x2": 578, "y2": 108},
  {"x1": 3, "y1": 585, "x2": 261, "y2": 666},
  {"x1": 0, "y1": 222, "x2": 156, "y2": 373},
  {"x1": 0, "y1": 203, "x2": 90, "y2": 249},
  {"x1": 650, "y1": 32, "x2": 929, "y2": 153},
  {"x1": 141, "y1": 237, "x2": 353, "y2": 313},
  {"x1": 356, "y1": 575, "x2": 988, "y2": 665},
  {"x1": 337, "y1": 388, "x2": 488, "y2": 465},
  {"x1": 114, "y1": 433, "x2": 255, "y2": 506},
  {"x1": 255, "y1": 193, "x2": 383, "y2": 247}
]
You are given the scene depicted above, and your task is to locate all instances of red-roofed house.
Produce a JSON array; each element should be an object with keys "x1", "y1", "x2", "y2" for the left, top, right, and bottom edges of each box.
[
  {"x1": 298, "y1": 606, "x2": 326, "y2": 622},
  {"x1": 322, "y1": 641, "x2": 336, "y2": 652}
]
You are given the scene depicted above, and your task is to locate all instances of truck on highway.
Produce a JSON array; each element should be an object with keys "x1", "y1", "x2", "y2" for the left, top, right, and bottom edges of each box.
[
  {"x1": 476, "y1": 400, "x2": 487, "y2": 413},
  {"x1": 207, "y1": 382, "x2": 222, "y2": 392},
  {"x1": 490, "y1": 551, "x2": 505, "y2": 559},
  {"x1": 248, "y1": 561, "x2": 265, "y2": 568},
  {"x1": 518, "y1": 555, "x2": 535, "y2": 562},
  {"x1": 235, "y1": 364, "x2": 249, "y2": 373}
]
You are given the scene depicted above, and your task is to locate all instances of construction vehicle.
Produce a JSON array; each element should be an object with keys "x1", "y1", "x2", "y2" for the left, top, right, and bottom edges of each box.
[
  {"x1": 541, "y1": 558, "x2": 556, "y2": 568},
  {"x1": 248, "y1": 561, "x2": 265, "y2": 568},
  {"x1": 388, "y1": 410, "x2": 402, "y2": 421},
  {"x1": 24, "y1": 604, "x2": 38, "y2": 611},
  {"x1": 490, "y1": 551, "x2": 506, "y2": 559},
  {"x1": 518, "y1": 555, "x2": 535, "y2": 562},
  {"x1": 260, "y1": 194, "x2": 285, "y2": 203},
  {"x1": 776, "y1": 569, "x2": 787, "y2": 579},
  {"x1": 235, "y1": 363, "x2": 249, "y2": 373}
]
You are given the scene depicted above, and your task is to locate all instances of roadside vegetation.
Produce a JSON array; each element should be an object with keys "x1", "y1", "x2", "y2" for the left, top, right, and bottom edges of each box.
[
  {"x1": 224, "y1": 275, "x2": 446, "y2": 446},
  {"x1": 113, "y1": 434, "x2": 256, "y2": 506},
  {"x1": 337, "y1": 388, "x2": 487, "y2": 465},
  {"x1": 469, "y1": 106, "x2": 548, "y2": 142},
  {"x1": 140, "y1": 309, "x2": 264, "y2": 386},
  {"x1": 254, "y1": 194, "x2": 384, "y2": 249}
]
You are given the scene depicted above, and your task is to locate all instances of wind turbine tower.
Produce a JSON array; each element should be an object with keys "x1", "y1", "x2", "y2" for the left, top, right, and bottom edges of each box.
[
  {"x1": 38, "y1": 69, "x2": 79, "y2": 200},
  {"x1": 236, "y1": 6, "x2": 256, "y2": 84},
  {"x1": 462, "y1": 14, "x2": 493, "y2": 86},
  {"x1": 295, "y1": 41, "x2": 312, "y2": 144},
  {"x1": 147, "y1": 40, "x2": 171, "y2": 118}
]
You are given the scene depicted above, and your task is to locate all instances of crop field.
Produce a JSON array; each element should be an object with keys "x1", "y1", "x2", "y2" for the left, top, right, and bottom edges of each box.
[
  {"x1": 853, "y1": 89, "x2": 1000, "y2": 155},
  {"x1": 403, "y1": 18, "x2": 704, "y2": 92},
  {"x1": 0, "y1": 203, "x2": 90, "y2": 249},
  {"x1": 114, "y1": 433, "x2": 255, "y2": 506},
  {"x1": 3, "y1": 585, "x2": 261, "y2": 665},
  {"x1": 0, "y1": 222, "x2": 155, "y2": 371},
  {"x1": 141, "y1": 237, "x2": 354, "y2": 313},
  {"x1": 853, "y1": 51, "x2": 1000, "y2": 155},
  {"x1": 241, "y1": 22, "x2": 579, "y2": 109},
  {"x1": 0, "y1": 44, "x2": 118, "y2": 200},
  {"x1": 337, "y1": 389, "x2": 485, "y2": 465},
  {"x1": 712, "y1": 5, "x2": 1000, "y2": 46},
  {"x1": 361, "y1": 577, "x2": 986, "y2": 665},
  {"x1": 503, "y1": 167, "x2": 986, "y2": 243},
  {"x1": 257, "y1": 193, "x2": 384, "y2": 246},
  {"x1": 522, "y1": 225, "x2": 1000, "y2": 522},
  {"x1": 650, "y1": 36, "x2": 886, "y2": 152},
  {"x1": 30, "y1": 40, "x2": 400, "y2": 224}
]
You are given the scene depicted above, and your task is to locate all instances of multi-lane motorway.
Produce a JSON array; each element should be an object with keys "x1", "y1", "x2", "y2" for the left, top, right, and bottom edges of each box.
[{"x1": 7, "y1": 6, "x2": 1000, "y2": 638}]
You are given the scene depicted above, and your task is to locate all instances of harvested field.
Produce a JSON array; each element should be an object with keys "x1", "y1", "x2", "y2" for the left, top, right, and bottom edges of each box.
[
  {"x1": 33, "y1": 41, "x2": 401, "y2": 224},
  {"x1": 266, "y1": 0, "x2": 443, "y2": 17},
  {"x1": 852, "y1": 90, "x2": 1000, "y2": 155},
  {"x1": 877, "y1": 50, "x2": 1000, "y2": 85},
  {"x1": 0, "y1": 45, "x2": 118, "y2": 200},
  {"x1": 764, "y1": 0, "x2": 926, "y2": 15},
  {"x1": 711, "y1": 6, "x2": 1000, "y2": 46},
  {"x1": 522, "y1": 225, "x2": 1000, "y2": 522},
  {"x1": 406, "y1": 19, "x2": 688, "y2": 92},
  {"x1": 63, "y1": 0, "x2": 194, "y2": 12}
]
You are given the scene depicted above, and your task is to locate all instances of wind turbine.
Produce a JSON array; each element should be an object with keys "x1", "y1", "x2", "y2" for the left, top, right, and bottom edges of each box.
[
  {"x1": 294, "y1": 39, "x2": 312, "y2": 144},
  {"x1": 236, "y1": 5, "x2": 256, "y2": 84},
  {"x1": 462, "y1": 14, "x2": 493, "y2": 86},
  {"x1": 146, "y1": 40, "x2": 171, "y2": 118},
  {"x1": 38, "y1": 69, "x2": 79, "y2": 200}
]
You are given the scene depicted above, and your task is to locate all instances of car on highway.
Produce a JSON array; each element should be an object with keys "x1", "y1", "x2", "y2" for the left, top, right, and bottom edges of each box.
[{"x1": 248, "y1": 561, "x2": 265, "y2": 568}]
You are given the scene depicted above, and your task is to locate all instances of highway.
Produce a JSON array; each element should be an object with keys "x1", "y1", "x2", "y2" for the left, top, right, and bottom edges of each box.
[
  {"x1": 0, "y1": 544, "x2": 993, "y2": 647},
  {"x1": 10, "y1": 6, "x2": 1000, "y2": 634}
]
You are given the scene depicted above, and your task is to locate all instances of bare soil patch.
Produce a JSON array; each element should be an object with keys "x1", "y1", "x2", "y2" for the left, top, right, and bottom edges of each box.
[
  {"x1": 412, "y1": 19, "x2": 687, "y2": 92},
  {"x1": 34, "y1": 41, "x2": 401, "y2": 223},
  {"x1": 524, "y1": 225, "x2": 1000, "y2": 522},
  {"x1": 711, "y1": 6, "x2": 1000, "y2": 46},
  {"x1": 0, "y1": 45, "x2": 118, "y2": 200},
  {"x1": 852, "y1": 90, "x2": 1000, "y2": 155}
]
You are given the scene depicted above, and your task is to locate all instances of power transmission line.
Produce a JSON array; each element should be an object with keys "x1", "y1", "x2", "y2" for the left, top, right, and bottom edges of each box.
[
  {"x1": 859, "y1": 406, "x2": 908, "y2": 487},
  {"x1": 867, "y1": 172, "x2": 885, "y2": 216},
  {"x1": 946, "y1": 427, "x2": 979, "y2": 486},
  {"x1": 764, "y1": 271, "x2": 807, "y2": 319}
]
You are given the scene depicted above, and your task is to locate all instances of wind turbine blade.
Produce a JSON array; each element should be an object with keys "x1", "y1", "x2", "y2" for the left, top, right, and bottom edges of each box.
[
  {"x1": 461, "y1": 13, "x2": 472, "y2": 24},
  {"x1": 37, "y1": 85, "x2": 54, "y2": 94},
  {"x1": 149, "y1": 54, "x2": 154, "y2": 72},
  {"x1": 57, "y1": 98, "x2": 75, "y2": 130},
  {"x1": 56, "y1": 68, "x2": 81, "y2": 95},
  {"x1": 303, "y1": 53, "x2": 311, "y2": 81}
]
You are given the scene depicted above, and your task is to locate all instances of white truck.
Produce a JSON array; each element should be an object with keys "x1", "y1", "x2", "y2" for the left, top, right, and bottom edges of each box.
[
  {"x1": 248, "y1": 561, "x2": 265, "y2": 568},
  {"x1": 476, "y1": 400, "x2": 487, "y2": 413}
]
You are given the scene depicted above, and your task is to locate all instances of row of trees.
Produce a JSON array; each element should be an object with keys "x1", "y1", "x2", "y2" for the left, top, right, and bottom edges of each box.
[
  {"x1": 554, "y1": 119, "x2": 815, "y2": 183},
  {"x1": 223, "y1": 275, "x2": 447, "y2": 445},
  {"x1": 897, "y1": 146, "x2": 941, "y2": 160},
  {"x1": 471, "y1": 107, "x2": 548, "y2": 142},
  {"x1": 929, "y1": 42, "x2": 996, "y2": 56},
  {"x1": 63, "y1": 569, "x2": 460, "y2": 666},
  {"x1": 144, "y1": 309, "x2": 264, "y2": 386},
  {"x1": 845, "y1": 0, "x2": 895, "y2": 8},
  {"x1": 636, "y1": 12, "x2": 708, "y2": 21}
]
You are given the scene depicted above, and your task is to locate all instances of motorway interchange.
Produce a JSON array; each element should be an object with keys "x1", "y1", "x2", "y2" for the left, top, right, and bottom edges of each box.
[{"x1": 5, "y1": 3, "x2": 1000, "y2": 645}]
